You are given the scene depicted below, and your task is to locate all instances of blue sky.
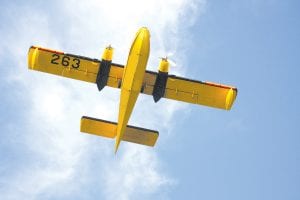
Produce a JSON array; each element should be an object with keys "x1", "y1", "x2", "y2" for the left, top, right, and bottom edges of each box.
[{"x1": 0, "y1": 0, "x2": 299, "y2": 200}]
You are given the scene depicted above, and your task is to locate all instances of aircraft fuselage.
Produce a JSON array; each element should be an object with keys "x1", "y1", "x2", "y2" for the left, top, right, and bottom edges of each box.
[{"x1": 114, "y1": 28, "x2": 150, "y2": 152}]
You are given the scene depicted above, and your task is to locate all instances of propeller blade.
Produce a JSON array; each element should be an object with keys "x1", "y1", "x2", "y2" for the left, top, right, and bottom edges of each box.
[{"x1": 168, "y1": 58, "x2": 177, "y2": 67}]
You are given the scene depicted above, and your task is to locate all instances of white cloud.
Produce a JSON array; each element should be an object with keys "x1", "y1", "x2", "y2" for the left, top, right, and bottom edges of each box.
[
  {"x1": 0, "y1": 0, "x2": 206, "y2": 199},
  {"x1": 103, "y1": 146, "x2": 177, "y2": 200}
]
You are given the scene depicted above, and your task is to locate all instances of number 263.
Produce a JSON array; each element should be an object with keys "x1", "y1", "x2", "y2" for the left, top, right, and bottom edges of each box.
[{"x1": 51, "y1": 54, "x2": 80, "y2": 69}]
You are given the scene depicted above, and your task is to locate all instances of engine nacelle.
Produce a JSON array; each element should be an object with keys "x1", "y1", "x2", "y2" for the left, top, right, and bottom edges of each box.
[
  {"x1": 96, "y1": 46, "x2": 114, "y2": 91},
  {"x1": 102, "y1": 45, "x2": 114, "y2": 61},
  {"x1": 158, "y1": 58, "x2": 170, "y2": 73},
  {"x1": 152, "y1": 58, "x2": 170, "y2": 102}
]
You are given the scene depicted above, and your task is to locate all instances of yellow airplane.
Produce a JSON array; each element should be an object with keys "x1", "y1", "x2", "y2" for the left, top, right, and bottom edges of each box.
[{"x1": 28, "y1": 27, "x2": 237, "y2": 153}]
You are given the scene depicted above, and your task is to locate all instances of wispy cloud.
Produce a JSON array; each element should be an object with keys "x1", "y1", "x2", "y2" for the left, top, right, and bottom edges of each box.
[
  {"x1": 0, "y1": 0, "x2": 205, "y2": 199},
  {"x1": 103, "y1": 146, "x2": 177, "y2": 200}
]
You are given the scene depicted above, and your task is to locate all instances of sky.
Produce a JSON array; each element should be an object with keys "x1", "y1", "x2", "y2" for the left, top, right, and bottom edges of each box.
[{"x1": 0, "y1": 0, "x2": 299, "y2": 200}]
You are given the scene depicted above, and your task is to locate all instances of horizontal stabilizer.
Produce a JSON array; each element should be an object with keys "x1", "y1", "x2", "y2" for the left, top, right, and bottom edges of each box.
[{"x1": 80, "y1": 116, "x2": 158, "y2": 147}]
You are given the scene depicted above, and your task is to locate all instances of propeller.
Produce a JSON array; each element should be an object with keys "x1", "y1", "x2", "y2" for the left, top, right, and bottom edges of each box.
[
  {"x1": 159, "y1": 53, "x2": 176, "y2": 67},
  {"x1": 106, "y1": 44, "x2": 113, "y2": 49},
  {"x1": 167, "y1": 57, "x2": 177, "y2": 67}
]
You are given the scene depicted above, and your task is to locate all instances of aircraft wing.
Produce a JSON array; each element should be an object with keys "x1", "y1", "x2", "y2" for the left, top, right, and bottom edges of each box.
[
  {"x1": 28, "y1": 46, "x2": 124, "y2": 88},
  {"x1": 141, "y1": 71, "x2": 238, "y2": 110},
  {"x1": 28, "y1": 46, "x2": 237, "y2": 110}
]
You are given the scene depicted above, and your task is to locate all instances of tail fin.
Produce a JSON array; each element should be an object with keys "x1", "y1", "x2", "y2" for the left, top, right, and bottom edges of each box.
[{"x1": 80, "y1": 116, "x2": 159, "y2": 150}]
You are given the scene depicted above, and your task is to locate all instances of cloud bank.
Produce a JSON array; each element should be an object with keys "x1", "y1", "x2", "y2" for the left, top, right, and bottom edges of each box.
[{"x1": 0, "y1": 0, "x2": 205, "y2": 199}]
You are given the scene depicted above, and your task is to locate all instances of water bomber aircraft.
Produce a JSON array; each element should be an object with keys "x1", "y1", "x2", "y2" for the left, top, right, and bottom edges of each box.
[{"x1": 28, "y1": 27, "x2": 238, "y2": 153}]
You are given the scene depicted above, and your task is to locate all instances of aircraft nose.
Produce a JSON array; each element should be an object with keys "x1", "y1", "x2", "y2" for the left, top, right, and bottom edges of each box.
[{"x1": 138, "y1": 27, "x2": 150, "y2": 38}]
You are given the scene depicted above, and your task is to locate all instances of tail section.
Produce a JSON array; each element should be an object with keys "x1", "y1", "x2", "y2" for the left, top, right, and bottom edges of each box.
[
  {"x1": 80, "y1": 116, "x2": 159, "y2": 152},
  {"x1": 81, "y1": 116, "x2": 117, "y2": 138}
]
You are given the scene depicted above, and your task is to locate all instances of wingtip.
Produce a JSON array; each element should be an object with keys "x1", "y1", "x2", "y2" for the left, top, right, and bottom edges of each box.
[{"x1": 225, "y1": 88, "x2": 236, "y2": 110}]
